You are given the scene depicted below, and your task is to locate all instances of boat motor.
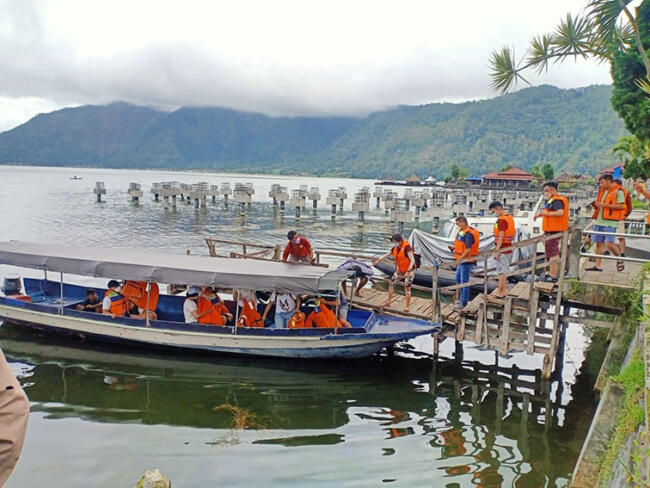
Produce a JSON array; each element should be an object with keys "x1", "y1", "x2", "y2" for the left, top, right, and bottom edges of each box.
[{"x1": 1, "y1": 273, "x2": 22, "y2": 296}]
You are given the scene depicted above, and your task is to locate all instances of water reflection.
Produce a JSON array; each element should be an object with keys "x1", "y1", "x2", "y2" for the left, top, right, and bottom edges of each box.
[{"x1": 1, "y1": 324, "x2": 600, "y2": 487}]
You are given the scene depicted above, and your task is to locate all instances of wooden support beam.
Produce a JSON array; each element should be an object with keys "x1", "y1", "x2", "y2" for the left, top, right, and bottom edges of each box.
[
  {"x1": 500, "y1": 297, "x2": 512, "y2": 354},
  {"x1": 527, "y1": 289, "x2": 539, "y2": 355}
]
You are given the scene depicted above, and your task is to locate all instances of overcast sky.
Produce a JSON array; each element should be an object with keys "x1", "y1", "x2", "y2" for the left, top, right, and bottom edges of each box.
[{"x1": 0, "y1": 0, "x2": 612, "y2": 131}]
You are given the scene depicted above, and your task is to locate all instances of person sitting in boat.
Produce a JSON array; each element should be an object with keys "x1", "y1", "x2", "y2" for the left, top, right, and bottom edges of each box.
[
  {"x1": 197, "y1": 287, "x2": 233, "y2": 326},
  {"x1": 372, "y1": 233, "x2": 416, "y2": 312},
  {"x1": 102, "y1": 280, "x2": 129, "y2": 319},
  {"x1": 282, "y1": 230, "x2": 314, "y2": 264},
  {"x1": 305, "y1": 295, "x2": 350, "y2": 328},
  {"x1": 235, "y1": 290, "x2": 264, "y2": 328},
  {"x1": 120, "y1": 280, "x2": 159, "y2": 320},
  {"x1": 183, "y1": 286, "x2": 203, "y2": 324},
  {"x1": 337, "y1": 258, "x2": 373, "y2": 297},
  {"x1": 76, "y1": 289, "x2": 102, "y2": 313},
  {"x1": 261, "y1": 291, "x2": 301, "y2": 329}
]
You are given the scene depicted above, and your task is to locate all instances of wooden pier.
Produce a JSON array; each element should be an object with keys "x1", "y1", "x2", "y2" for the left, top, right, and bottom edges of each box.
[{"x1": 205, "y1": 230, "x2": 627, "y2": 380}]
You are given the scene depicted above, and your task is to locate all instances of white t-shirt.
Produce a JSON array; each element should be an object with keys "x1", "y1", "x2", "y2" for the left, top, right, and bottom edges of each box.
[
  {"x1": 102, "y1": 296, "x2": 112, "y2": 311},
  {"x1": 183, "y1": 298, "x2": 198, "y2": 323},
  {"x1": 270, "y1": 292, "x2": 296, "y2": 313}
]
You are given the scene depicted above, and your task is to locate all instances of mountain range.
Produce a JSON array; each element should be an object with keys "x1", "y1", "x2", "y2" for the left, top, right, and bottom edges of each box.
[{"x1": 0, "y1": 84, "x2": 626, "y2": 178}]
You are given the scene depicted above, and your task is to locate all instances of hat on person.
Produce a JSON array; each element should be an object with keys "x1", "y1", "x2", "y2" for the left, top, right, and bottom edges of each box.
[
  {"x1": 187, "y1": 286, "x2": 201, "y2": 297},
  {"x1": 287, "y1": 230, "x2": 297, "y2": 240},
  {"x1": 107, "y1": 280, "x2": 120, "y2": 289}
]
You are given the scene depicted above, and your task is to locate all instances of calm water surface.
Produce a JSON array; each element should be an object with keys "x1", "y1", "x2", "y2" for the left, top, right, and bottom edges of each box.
[{"x1": 0, "y1": 166, "x2": 601, "y2": 487}]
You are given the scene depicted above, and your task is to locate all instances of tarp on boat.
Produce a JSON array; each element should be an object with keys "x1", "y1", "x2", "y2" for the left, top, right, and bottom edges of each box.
[
  {"x1": 0, "y1": 241, "x2": 349, "y2": 294},
  {"x1": 408, "y1": 228, "x2": 533, "y2": 275}
]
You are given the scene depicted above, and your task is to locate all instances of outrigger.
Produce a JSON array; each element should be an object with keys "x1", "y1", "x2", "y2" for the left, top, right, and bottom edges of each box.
[{"x1": 0, "y1": 241, "x2": 439, "y2": 359}]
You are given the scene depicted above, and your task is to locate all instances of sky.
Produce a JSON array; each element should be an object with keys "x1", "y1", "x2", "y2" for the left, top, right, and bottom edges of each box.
[{"x1": 0, "y1": 0, "x2": 613, "y2": 131}]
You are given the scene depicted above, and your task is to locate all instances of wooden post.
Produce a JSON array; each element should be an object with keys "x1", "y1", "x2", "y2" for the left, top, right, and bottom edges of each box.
[
  {"x1": 500, "y1": 297, "x2": 512, "y2": 354},
  {"x1": 431, "y1": 264, "x2": 439, "y2": 323},
  {"x1": 527, "y1": 290, "x2": 539, "y2": 355},
  {"x1": 546, "y1": 230, "x2": 569, "y2": 379}
]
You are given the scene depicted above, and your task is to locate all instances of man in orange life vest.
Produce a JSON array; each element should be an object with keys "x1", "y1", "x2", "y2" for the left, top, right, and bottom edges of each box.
[
  {"x1": 102, "y1": 280, "x2": 129, "y2": 319},
  {"x1": 451, "y1": 216, "x2": 480, "y2": 310},
  {"x1": 533, "y1": 181, "x2": 569, "y2": 281},
  {"x1": 373, "y1": 233, "x2": 416, "y2": 312},
  {"x1": 614, "y1": 178, "x2": 632, "y2": 259},
  {"x1": 282, "y1": 230, "x2": 314, "y2": 263},
  {"x1": 488, "y1": 201, "x2": 515, "y2": 297},
  {"x1": 586, "y1": 174, "x2": 625, "y2": 272}
]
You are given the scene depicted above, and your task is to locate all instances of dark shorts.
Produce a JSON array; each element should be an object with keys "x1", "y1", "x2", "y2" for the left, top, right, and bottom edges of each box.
[{"x1": 544, "y1": 235, "x2": 560, "y2": 258}]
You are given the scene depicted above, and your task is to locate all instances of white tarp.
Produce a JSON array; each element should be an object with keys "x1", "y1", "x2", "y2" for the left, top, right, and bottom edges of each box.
[
  {"x1": 0, "y1": 241, "x2": 349, "y2": 294},
  {"x1": 408, "y1": 228, "x2": 533, "y2": 275}
]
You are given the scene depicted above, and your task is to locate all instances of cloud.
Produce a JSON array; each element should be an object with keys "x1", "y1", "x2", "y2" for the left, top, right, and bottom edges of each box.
[{"x1": 0, "y1": 0, "x2": 612, "y2": 130}]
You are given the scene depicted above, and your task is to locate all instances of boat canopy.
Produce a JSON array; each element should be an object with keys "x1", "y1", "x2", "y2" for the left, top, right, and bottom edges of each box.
[{"x1": 0, "y1": 241, "x2": 350, "y2": 294}]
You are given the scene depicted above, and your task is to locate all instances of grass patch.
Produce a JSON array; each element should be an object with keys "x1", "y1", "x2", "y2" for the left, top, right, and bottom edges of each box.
[{"x1": 597, "y1": 350, "x2": 646, "y2": 487}]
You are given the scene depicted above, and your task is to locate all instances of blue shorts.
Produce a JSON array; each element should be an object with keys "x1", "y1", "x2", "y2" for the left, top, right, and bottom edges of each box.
[{"x1": 592, "y1": 225, "x2": 616, "y2": 244}]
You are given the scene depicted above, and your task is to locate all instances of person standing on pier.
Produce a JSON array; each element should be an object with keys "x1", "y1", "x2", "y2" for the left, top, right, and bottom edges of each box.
[
  {"x1": 451, "y1": 216, "x2": 480, "y2": 310},
  {"x1": 373, "y1": 233, "x2": 416, "y2": 312},
  {"x1": 533, "y1": 181, "x2": 569, "y2": 281},
  {"x1": 489, "y1": 201, "x2": 515, "y2": 297},
  {"x1": 633, "y1": 179, "x2": 650, "y2": 232},
  {"x1": 586, "y1": 174, "x2": 625, "y2": 272},
  {"x1": 282, "y1": 231, "x2": 315, "y2": 264}
]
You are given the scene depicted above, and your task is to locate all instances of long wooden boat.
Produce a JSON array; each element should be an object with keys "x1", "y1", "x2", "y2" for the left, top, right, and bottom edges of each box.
[{"x1": 0, "y1": 241, "x2": 438, "y2": 359}]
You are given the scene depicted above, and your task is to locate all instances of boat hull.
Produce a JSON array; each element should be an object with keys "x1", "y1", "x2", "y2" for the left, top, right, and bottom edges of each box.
[{"x1": 0, "y1": 300, "x2": 435, "y2": 359}]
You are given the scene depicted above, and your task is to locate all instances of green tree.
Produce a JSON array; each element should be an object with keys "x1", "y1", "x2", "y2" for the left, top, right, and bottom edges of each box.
[
  {"x1": 612, "y1": 134, "x2": 650, "y2": 178},
  {"x1": 447, "y1": 163, "x2": 469, "y2": 183},
  {"x1": 611, "y1": 2, "x2": 650, "y2": 140},
  {"x1": 541, "y1": 163, "x2": 555, "y2": 180},
  {"x1": 489, "y1": 1, "x2": 650, "y2": 141},
  {"x1": 499, "y1": 163, "x2": 514, "y2": 172},
  {"x1": 530, "y1": 163, "x2": 544, "y2": 179}
]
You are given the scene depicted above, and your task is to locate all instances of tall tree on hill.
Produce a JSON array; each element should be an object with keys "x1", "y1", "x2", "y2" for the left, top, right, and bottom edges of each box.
[{"x1": 489, "y1": 0, "x2": 650, "y2": 178}]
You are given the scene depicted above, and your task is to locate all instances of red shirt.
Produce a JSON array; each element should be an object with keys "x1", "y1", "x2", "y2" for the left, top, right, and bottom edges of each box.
[
  {"x1": 283, "y1": 237, "x2": 312, "y2": 260},
  {"x1": 495, "y1": 219, "x2": 512, "y2": 254}
]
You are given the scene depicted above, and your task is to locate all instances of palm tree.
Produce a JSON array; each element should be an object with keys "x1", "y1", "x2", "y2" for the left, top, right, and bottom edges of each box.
[{"x1": 489, "y1": 1, "x2": 650, "y2": 95}]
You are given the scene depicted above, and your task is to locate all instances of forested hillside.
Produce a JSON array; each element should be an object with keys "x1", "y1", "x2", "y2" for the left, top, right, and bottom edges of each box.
[{"x1": 0, "y1": 84, "x2": 625, "y2": 177}]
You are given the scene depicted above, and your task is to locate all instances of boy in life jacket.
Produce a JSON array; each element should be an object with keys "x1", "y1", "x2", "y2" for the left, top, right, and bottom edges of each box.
[
  {"x1": 533, "y1": 181, "x2": 569, "y2": 281},
  {"x1": 488, "y1": 201, "x2": 515, "y2": 297},
  {"x1": 450, "y1": 216, "x2": 480, "y2": 310},
  {"x1": 235, "y1": 290, "x2": 264, "y2": 328},
  {"x1": 614, "y1": 178, "x2": 632, "y2": 258},
  {"x1": 197, "y1": 287, "x2": 233, "y2": 326},
  {"x1": 586, "y1": 174, "x2": 625, "y2": 272},
  {"x1": 305, "y1": 296, "x2": 350, "y2": 328},
  {"x1": 102, "y1": 280, "x2": 129, "y2": 319},
  {"x1": 372, "y1": 233, "x2": 416, "y2": 312}
]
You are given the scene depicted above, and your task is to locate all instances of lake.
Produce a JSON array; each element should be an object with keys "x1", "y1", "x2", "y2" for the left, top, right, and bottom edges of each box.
[{"x1": 0, "y1": 165, "x2": 600, "y2": 487}]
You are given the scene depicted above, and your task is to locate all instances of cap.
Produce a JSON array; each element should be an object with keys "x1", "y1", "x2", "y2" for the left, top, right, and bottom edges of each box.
[
  {"x1": 107, "y1": 280, "x2": 120, "y2": 289},
  {"x1": 287, "y1": 230, "x2": 297, "y2": 240},
  {"x1": 187, "y1": 286, "x2": 202, "y2": 297}
]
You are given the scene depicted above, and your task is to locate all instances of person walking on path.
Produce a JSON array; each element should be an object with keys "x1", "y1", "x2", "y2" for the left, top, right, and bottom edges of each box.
[
  {"x1": 450, "y1": 216, "x2": 480, "y2": 310},
  {"x1": 533, "y1": 181, "x2": 569, "y2": 281},
  {"x1": 0, "y1": 347, "x2": 29, "y2": 487},
  {"x1": 373, "y1": 233, "x2": 416, "y2": 312},
  {"x1": 489, "y1": 201, "x2": 515, "y2": 297}
]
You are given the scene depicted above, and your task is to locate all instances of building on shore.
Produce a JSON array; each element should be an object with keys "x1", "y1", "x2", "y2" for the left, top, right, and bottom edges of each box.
[
  {"x1": 598, "y1": 162, "x2": 624, "y2": 178},
  {"x1": 466, "y1": 167, "x2": 534, "y2": 188}
]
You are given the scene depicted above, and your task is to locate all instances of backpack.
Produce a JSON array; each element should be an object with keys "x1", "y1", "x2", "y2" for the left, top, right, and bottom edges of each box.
[
  {"x1": 625, "y1": 191, "x2": 633, "y2": 217},
  {"x1": 413, "y1": 253, "x2": 422, "y2": 269}
]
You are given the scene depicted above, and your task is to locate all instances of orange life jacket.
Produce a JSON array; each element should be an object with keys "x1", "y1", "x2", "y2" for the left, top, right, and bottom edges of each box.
[
  {"x1": 647, "y1": 212, "x2": 650, "y2": 225},
  {"x1": 542, "y1": 194, "x2": 570, "y2": 232},
  {"x1": 592, "y1": 186, "x2": 625, "y2": 221},
  {"x1": 453, "y1": 227, "x2": 480, "y2": 261},
  {"x1": 391, "y1": 240, "x2": 414, "y2": 273},
  {"x1": 493, "y1": 214, "x2": 515, "y2": 246},
  {"x1": 105, "y1": 290, "x2": 128, "y2": 317},
  {"x1": 238, "y1": 299, "x2": 264, "y2": 328},
  {"x1": 619, "y1": 186, "x2": 633, "y2": 217},
  {"x1": 120, "y1": 281, "x2": 159, "y2": 311},
  {"x1": 305, "y1": 302, "x2": 342, "y2": 328},
  {"x1": 288, "y1": 311, "x2": 307, "y2": 329},
  {"x1": 197, "y1": 292, "x2": 228, "y2": 326}
]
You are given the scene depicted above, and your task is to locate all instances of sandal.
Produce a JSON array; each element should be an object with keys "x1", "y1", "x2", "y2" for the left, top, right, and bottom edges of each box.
[
  {"x1": 616, "y1": 260, "x2": 625, "y2": 272},
  {"x1": 585, "y1": 266, "x2": 602, "y2": 272}
]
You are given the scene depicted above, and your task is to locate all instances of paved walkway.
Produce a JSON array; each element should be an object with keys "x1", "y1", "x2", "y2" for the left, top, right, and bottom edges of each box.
[{"x1": 578, "y1": 257, "x2": 643, "y2": 289}]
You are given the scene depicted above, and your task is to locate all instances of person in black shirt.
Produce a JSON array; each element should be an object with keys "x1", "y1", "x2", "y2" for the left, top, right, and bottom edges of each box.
[{"x1": 76, "y1": 289, "x2": 102, "y2": 312}]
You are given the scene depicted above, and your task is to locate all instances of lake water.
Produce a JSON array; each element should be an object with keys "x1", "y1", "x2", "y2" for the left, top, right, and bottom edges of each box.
[{"x1": 0, "y1": 166, "x2": 601, "y2": 487}]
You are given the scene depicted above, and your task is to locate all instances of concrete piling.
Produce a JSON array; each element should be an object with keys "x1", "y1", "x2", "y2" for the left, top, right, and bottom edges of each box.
[
  {"x1": 128, "y1": 182, "x2": 142, "y2": 203},
  {"x1": 93, "y1": 181, "x2": 106, "y2": 203}
]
